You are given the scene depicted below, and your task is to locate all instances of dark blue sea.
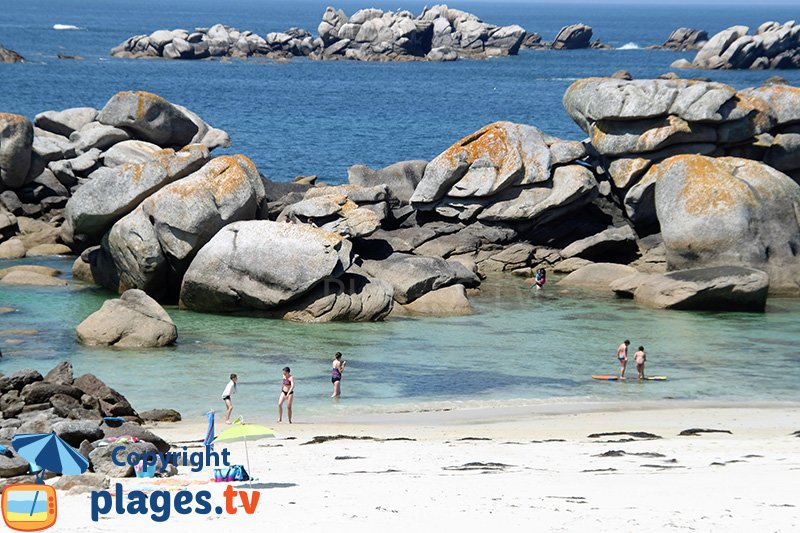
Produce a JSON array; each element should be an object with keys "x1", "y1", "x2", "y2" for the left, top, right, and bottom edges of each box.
[{"x1": 2, "y1": 0, "x2": 799, "y2": 182}]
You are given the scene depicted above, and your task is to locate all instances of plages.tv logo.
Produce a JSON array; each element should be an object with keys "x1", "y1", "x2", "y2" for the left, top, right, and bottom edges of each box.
[{"x1": 1, "y1": 484, "x2": 57, "y2": 532}]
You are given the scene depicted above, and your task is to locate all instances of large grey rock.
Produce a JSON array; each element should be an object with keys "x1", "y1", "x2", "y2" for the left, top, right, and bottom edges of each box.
[
  {"x1": 0, "y1": 369, "x2": 43, "y2": 393},
  {"x1": 304, "y1": 184, "x2": 389, "y2": 204},
  {"x1": 34, "y1": 108, "x2": 98, "y2": 137},
  {"x1": 558, "y1": 262, "x2": 638, "y2": 289},
  {"x1": 106, "y1": 155, "x2": 264, "y2": 297},
  {"x1": 619, "y1": 266, "x2": 769, "y2": 311},
  {"x1": 73, "y1": 373, "x2": 136, "y2": 417},
  {"x1": 0, "y1": 450, "x2": 29, "y2": 478},
  {"x1": 62, "y1": 144, "x2": 210, "y2": 242},
  {"x1": 653, "y1": 155, "x2": 800, "y2": 295},
  {"x1": 692, "y1": 25, "x2": 750, "y2": 68},
  {"x1": 0, "y1": 113, "x2": 33, "y2": 188},
  {"x1": 20, "y1": 381, "x2": 82, "y2": 404},
  {"x1": 102, "y1": 139, "x2": 163, "y2": 167},
  {"x1": 348, "y1": 161, "x2": 428, "y2": 204},
  {"x1": 76, "y1": 289, "x2": 178, "y2": 347},
  {"x1": 662, "y1": 28, "x2": 708, "y2": 51},
  {"x1": 361, "y1": 252, "x2": 479, "y2": 304},
  {"x1": 44, "y1": 360, "x2": 75, "y2": 386},
  {"x1": 180, "y1": 220, "x2": 353, "y2": 312},
  {"x1": 96, "y1": 91, "x2": 199, "y2": 147},
  {"x1": 69, "y1": 122, "x2": 130, "y2": 154},
  {"x1": 32, "y1": 134, "x2": 76, "y2": 162},
  {"x1": 742, "y1": 84, "x2": 800, "y2": 127},
  {"x1": 477, "y1": 165, "x2": 598, "y2": 223},
  {"x1": 552, "y1": 24, "x2": 593, "y2": 50},
  {"x1": 413, "y1": 222, "x2": 517, "y2": 258},
  {"x1": 277, "y1": 273, "x2": 394, "y2": 322},
  {"x1": 321, "y1": 207, "x2": 381, "y2": 239},
  {"x1": 411, "y1": 122, "x2": 555, "y2": 205},
  {"x1": 399, "y1": 284, "x2": 472, "y2": 315},
  {"x1": 53, "y1": 420, "x2": 105, "y2": 447},
  {"x1": 563, "y1": 78, "x2": 740, "y2": 132}
]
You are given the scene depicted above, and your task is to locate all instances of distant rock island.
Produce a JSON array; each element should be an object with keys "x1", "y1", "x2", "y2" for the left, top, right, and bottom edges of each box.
[
  {"x1": 110, "y1": 5, "x2": 606, "y2": 61},
  {"x1": 672, "y1": 20, "x2": 800, "y2": 69},
  {"x1": 0, "y1": 46, "x2": 24, "y2": 63}
]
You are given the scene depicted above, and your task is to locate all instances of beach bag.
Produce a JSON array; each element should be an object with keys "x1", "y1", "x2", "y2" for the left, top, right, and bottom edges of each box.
[{"x1": 214, "y1": 464, "x2": 250, "y2": 482}]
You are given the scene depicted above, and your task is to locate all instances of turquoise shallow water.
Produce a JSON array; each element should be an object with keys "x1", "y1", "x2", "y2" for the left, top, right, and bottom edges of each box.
[{"x1": 2, "y1": 257, "x2": 799, "y2": 422}]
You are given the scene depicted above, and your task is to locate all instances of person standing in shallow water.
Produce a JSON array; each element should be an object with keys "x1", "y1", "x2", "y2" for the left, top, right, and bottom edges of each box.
[
  {"x1": 278, "y1": 367, "x2": 294, "y2": 423},
  {"x1": 222, "y1": 373, "x2": 237, "y2": 424},
  {"x1": 635, "y1": 346, "x2": 647, "y2": 380},
  {"x1": 331, "y1": 352, "x2": 346, "y2": 398},
  {"x1": 534, "y1": 268, "x2": 546, "y2": 289},
  {"x1": 617, "y1": 339, "x2": 630, "y2": 379}
]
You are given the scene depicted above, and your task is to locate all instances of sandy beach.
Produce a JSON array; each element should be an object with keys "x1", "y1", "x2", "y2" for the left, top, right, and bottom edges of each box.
[{"x1": 50, "y1": 403, "x2": 800, "y2": 532}]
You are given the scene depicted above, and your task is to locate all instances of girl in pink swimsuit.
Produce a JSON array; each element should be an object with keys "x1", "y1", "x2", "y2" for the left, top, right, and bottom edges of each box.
[{"x1": 278, "y1": 367, "x2": 294, "y2": 423}]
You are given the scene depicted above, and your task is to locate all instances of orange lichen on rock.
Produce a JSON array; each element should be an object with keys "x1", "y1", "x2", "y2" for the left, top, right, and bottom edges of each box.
[
  {"x1": 671, "y1": 155, "x2": 750, "y2": 216},
  {"x1": 444, "y1": 122, "x2": 512, "y2": 170}
]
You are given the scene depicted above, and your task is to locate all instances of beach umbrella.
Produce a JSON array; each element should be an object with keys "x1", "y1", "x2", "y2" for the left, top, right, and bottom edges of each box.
[
  {"x1": 212, "y1": 421, "x2": 274, "y2": 483},
  {"x1": 203, "y1": 410, "x2": 215, "y2": 450},
  {"x1": 12, "y1": 432, "x2": 89, "y2": 480}
]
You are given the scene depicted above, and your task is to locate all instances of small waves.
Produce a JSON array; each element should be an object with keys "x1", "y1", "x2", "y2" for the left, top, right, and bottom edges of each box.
[
  {"x1": 617, "y1": 42, "x2": 641, "y2": 50},
  {"x1": 52, "y1": 24, "x2": 83, "y2": 31}
]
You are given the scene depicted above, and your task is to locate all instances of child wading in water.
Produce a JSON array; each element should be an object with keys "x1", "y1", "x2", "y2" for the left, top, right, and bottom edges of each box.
[
  {"x1": 278, "y1": 367, "x2": 294, "y2": 423},
  {"x1": 222, "y1": 373, "x2": 237, "y2": 424}
]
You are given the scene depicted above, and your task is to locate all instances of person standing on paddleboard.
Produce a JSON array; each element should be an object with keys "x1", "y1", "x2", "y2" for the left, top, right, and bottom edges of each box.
[
  {"x1": 635, "y1": 346, "x2": 646, "y2": 380},
  {"x1": 617, "y1": 340, "x2": 630, "y2": 379}
]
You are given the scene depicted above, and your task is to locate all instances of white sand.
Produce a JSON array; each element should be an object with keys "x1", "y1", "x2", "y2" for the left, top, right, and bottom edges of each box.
[{"x1": 51, "y1": 404, "x2": 800, "y2": 532}]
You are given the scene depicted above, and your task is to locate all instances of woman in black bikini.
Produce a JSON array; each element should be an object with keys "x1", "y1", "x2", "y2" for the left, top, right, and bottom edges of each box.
[
  {"x1": 278, "y1": 366, "x2": 294, "y2": 424},
  {"x1": 331, "y1": 352, "x2": 346, "y2": 398}
]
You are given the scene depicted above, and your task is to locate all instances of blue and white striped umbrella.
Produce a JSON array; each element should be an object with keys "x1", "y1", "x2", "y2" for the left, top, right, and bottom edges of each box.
[{"x1": 12, "y1": 432, "x2": 89, "y2": 476}]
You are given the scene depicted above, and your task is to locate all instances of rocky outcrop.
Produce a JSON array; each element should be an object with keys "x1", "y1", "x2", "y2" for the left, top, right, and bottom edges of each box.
[
  {"x1": 653, "y1": 155, "x2": 800, "y2": 295},
  {"x1": 551, "y1": 24, "x2": 593, "y2": 50},
  {"x1": 180, "y1": 220, "x2": 354, "y2": 311},
  {"x1": 112, "y1": 6, "x2": 528, "y2": 62},
  {"x1": 0, "y1": 47, "x2": 24, "y2": 63},
  {"x1": 103, "y1": 155, "x2": 264, "y2": 298},
  {"x1": 0, "y1": 92, "x2": 229, "y2": 263},
  {"x1": 62, "y1": 144, "x2": 210, "y2": 243},
  {"x1": 0, "y1": 361, "x2": 181, "y2": 479},
  {"x1": 660, "y1": 28, "x2": 708, "y2": 51},
  {"x1": 76, "y1": 289, "x2": 178, "y2": 347},
  {"x1": 96, "y1": 91, "x2": 229, "y2": 149},
  {"x1": 678, "y1": 21, "x2": 800, "y2": 70},
  {"x1": 112, "y1": 24, "x2": 321, "y2": 60},
  {"x1": 410, "y1": 121, "x2": 594, "y2": 225},
  {"x1": 612, "y1": 266, "x2": 769, "y2": 311},
  {"x1": 563, "y1": 77, "x2": 800, "y2": 234}
]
